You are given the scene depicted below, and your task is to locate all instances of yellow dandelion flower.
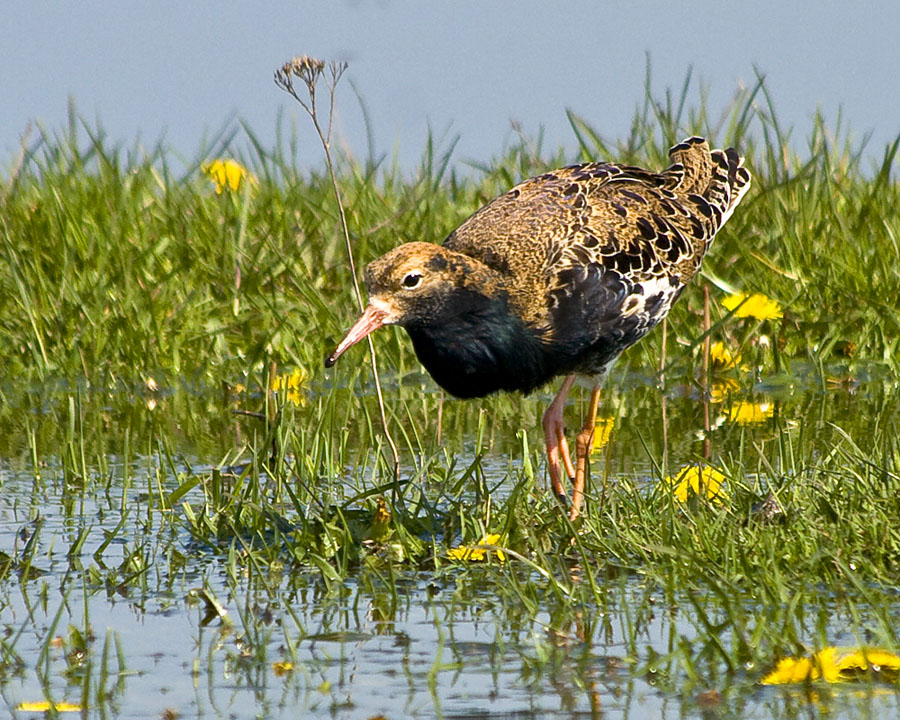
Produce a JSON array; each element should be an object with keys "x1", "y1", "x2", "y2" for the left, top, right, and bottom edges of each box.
[
  {"x1": 762, "y1": 648, "x2": 838, "y2": 684},
  {"x1": 727, "y1": 401, "x2": 773, "y2": 425},
  {"x1": 722, "y1": 292, "x2": 783, "y2": 321},
  {"x1": 447, "y1": 533, "x2": 506, "y2": 562},
  {"x1": 709, "y1": 341, "x2": 740, "y2": 370},
  {"x1": 16, "y1": 701, "x2": 83, "y2": 712},
  {"x1": 271, "y1": 367, "x2": 308, "y2": 407},
  {"x1": 762, "y1": 647, "x2": 900, "y2": 685},
  {"x1": 837, "y1": 648, "x2": 900, "y2": 676},
  {"x1": 591, "y1": 416, "x2": 615, "y2": 454},
  {"x1": 664, "y1": 465, "x2": 727, "y2": 504},
  {"x1": 204, "y1": 158, "x2": 251, "y2": 194}
]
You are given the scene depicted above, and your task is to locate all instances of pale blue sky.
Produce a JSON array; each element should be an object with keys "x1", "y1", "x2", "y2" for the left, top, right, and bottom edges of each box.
[{"x1": 3, "y1": 2, "x2": 898, "y2": 171}]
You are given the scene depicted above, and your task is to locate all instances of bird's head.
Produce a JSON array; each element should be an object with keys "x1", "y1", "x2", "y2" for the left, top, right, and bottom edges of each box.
[{"x1": 325, "y1": 242, "x2": 500, "y2": 367}]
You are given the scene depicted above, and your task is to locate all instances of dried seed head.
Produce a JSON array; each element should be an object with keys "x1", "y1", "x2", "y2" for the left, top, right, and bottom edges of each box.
[
  {"x1": 275, "y1": 55, "x2": 329, "y2": 98},
  {"x1": 285, "y1": 55, "x2": 325, "y2": 89},
  {"x1": 292, "y1": 55, "x2": 325, "y2": 76}
]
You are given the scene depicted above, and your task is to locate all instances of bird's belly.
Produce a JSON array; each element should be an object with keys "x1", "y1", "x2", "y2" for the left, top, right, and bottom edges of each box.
[{"x1": 564, "y1": 311, "x2": 661, "y2": 378}]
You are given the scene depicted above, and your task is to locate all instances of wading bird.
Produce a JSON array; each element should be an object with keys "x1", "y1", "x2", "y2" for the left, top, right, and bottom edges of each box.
[{"x1": 326, "y1": 137, "x2": 751, "y2": 520}]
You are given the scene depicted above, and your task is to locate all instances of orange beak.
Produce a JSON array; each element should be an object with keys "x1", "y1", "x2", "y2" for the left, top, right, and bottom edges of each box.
[{"x1": 325, "y1": 304, "x2": 389, "y2": 367}]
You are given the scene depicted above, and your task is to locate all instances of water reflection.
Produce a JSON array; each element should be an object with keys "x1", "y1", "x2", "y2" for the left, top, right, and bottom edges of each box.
[{"x1": 1, "y1": 368, "x2": 899, "y2": 718}]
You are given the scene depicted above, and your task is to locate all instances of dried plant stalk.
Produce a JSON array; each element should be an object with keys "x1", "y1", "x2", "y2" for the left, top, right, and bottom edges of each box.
[{"x1": 275, "y1": 56, "x2": 400, "y2": 478}]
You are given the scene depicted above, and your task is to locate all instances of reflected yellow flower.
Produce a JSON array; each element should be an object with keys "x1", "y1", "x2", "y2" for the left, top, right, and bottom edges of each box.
[
  {"x1": 204, "y1": 158, "x2": 252, "y2": 194},
  {"x1": 447, "y1": 533, "x2": 506, "y2": 562},
  {"x1": 591, "y1": 416, "x2": 615, "y2": 454},
  {"x1": 365, "y1": 497, "x2": 393, "y2": 543},
  {"x1": 722, "y1": 292, "x2": 783, "y2": 321},
  {"x1": 709, "y1": 377, "x2": 740, "y2": 404},
  {"x1": 727, "y1": 401, "x2": 773, "y2": 425},
  {"x1": 709, "y1": 341, "x2": 740, "y2": 370},
  {"x1": 16, "y1": 701, "x2": 83, "y2": 712},
  {"x1": 762, "y1": 647, "x2": 900, "y2": 685},
  {"x1": 664, "y1": 465, "x2": 727, "y2": 504},
  {"x1": 271, "y1": 367, "x2": 308, "y2": 406},
  {"x1": 272, "y1": 661, "x2": 294, "y2": 676}
]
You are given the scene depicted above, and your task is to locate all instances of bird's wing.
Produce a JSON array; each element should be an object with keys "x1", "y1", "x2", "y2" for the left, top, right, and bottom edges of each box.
[
  {"x1": 444, "y1": 139, "x2": 750, "y2": 356},
  {"x1": 541, "y1": 140, "x2": 750, "y2": 350}
]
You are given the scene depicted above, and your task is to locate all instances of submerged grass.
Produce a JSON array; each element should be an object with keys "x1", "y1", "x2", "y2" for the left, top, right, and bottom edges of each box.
[{"x1": 1, "y1": 70, "x2": 900, "y2": 716}]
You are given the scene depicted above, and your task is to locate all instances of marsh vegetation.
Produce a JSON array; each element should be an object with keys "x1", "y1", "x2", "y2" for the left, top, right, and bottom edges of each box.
[{"x1": 1, "y1": 71, "x2": 899, "y2": 718}]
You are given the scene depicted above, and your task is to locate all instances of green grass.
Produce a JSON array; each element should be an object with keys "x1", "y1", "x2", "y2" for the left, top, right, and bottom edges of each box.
[
  {"x1": 2, "y1": 71, "x2": 900, "y2": 716},
  {"x1": 2, "y1": 74, "x2": 899, "y2": 384}
]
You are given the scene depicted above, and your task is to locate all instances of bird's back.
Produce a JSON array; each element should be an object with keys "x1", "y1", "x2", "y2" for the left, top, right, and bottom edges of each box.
[{"x1": 443, "y1": 137, "x2": 751, "y2": 377}]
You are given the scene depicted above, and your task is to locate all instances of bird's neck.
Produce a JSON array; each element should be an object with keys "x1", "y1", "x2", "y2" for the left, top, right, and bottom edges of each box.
[{"x1": 405, "y1": 287, "x2": 552, "y2": 399}]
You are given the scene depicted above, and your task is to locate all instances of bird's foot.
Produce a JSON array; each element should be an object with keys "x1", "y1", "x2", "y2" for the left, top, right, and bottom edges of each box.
[
  {"x1": 543, "y1": 408, "x2": 575, "y2": 500},
  {"x1": 542, "y1": 374, "x2": 578, "y2": 510},
  {"x1": 553, "y1": 489, "x2": 572, "y2": 508}
]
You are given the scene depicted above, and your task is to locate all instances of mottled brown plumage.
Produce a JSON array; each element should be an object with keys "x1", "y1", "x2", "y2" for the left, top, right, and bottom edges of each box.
[{"x1": 327, "y1": 136, "x2": 751, "y2": 519}]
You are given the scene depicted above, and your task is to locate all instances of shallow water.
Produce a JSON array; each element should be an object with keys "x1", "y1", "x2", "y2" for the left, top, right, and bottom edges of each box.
[{"x1": 1, "y1": 368, "x2": 899, "y2": 718}]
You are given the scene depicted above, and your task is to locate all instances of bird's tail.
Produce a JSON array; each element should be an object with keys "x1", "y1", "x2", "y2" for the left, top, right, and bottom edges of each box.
[
  {"x1": 711, "y1": 146, "x2": 752, "y2": 227},
  {"x1": 665, "y1": 136, "x2": 751, "y2": 228}
]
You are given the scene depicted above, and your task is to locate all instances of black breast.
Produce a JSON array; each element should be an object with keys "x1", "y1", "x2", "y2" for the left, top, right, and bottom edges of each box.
[{"x1": 404, "y1": 288, "x2": 554, "y2": 398}]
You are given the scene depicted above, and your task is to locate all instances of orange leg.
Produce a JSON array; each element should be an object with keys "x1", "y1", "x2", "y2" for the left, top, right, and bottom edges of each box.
[
  {"x1": 542, "y1": 374, "x2": 577, "y2": 503},
  {"x1": 570, "y1": 385, "x2": 602, "y2": 521}
]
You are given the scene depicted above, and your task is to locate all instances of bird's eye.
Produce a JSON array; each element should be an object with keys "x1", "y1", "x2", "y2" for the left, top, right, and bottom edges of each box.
[{"x1": 401, "y1": 271, "x2": 422, "y2": 289}]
